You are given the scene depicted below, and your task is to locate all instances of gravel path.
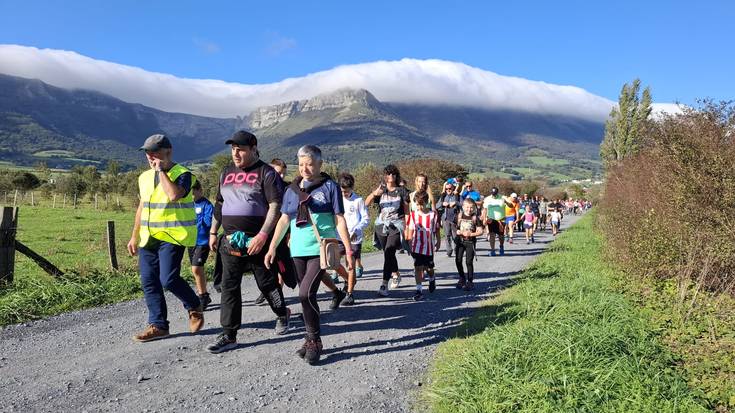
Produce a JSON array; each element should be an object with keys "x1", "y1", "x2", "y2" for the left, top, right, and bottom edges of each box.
[{"x1": 0, "y1": 215, "x2": 581, "y2": 412}]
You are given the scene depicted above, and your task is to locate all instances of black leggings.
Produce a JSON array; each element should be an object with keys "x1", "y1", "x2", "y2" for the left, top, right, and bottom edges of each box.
[
  {"x1": 293, "y1": 256, "x2": 324, "y2": 340},
  {"x1": 375, "y1": 226, "x2": 402, "y2": 281},
  {"x1": 455, "y1": 239, "x2": 476, "y2": 281}
]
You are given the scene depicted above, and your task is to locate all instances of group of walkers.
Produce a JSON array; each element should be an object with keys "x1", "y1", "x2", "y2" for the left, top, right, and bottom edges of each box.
[{"x1": 127, "y1": 130, "x2": 585, "y2": 365}]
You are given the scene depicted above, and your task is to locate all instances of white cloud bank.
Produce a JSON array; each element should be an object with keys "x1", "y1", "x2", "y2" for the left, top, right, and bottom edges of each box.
[{"x1": 0, "y1": 44, "x2": 677, "y2": 121}]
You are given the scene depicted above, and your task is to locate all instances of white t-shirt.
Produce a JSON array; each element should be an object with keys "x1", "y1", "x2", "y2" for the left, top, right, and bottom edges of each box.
[{"x1": 342, "y1": 192, "x2": 369, "y2": 245}]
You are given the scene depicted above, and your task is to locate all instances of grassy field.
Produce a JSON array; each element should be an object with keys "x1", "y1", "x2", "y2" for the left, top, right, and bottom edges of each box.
[
  {"x1": 0, "y1": 206, "x2": 147, "y2": 325},
  {"x1": 0, "y1": 204, "x2": 376, "y2": 326},
  {"x1": 423, "y1": 214, "x2": 707, "y2": 412},
  {"x1": 527, "y1": 155, "x2": 570, "y2": 166}
]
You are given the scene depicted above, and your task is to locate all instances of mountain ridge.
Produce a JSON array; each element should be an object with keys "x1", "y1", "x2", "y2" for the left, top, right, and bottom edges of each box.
[{"x1": 0, "y1": 74, "x2": 604, "y2": 180}]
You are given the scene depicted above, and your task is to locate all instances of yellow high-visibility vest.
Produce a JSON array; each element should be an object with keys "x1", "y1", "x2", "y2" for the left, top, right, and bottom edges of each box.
[{"x1": 138, "y1": 164, "x2": 197, "y2": 247}]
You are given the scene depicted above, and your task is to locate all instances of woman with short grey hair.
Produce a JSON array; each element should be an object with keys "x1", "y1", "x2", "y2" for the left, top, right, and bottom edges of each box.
[{"x1": 265, "y1": 145, "x2": 353, "y2": 364}]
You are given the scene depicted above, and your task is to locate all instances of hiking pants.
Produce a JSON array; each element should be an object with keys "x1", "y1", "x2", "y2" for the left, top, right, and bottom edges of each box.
[
  {"x1": 219, "y1": 243, "x2": 286, "y2": 339},
  {"x1": 455, "y1": 239, "x2": 476, "y2": 282}
]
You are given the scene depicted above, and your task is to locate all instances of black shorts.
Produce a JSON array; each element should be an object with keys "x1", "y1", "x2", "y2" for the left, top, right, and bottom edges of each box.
[
  {"x1": 339, "y1": 243, "x2": 362, "y2": 259},
  {"x1": 411, "y1": 252, "x2": 434, "y2": 268},
  {"x1": 188, "y1": 245, "x2": 210, "y2": 267},
  {"x1": 486, "y1": 219, "x2": 505, "y2": 235}
]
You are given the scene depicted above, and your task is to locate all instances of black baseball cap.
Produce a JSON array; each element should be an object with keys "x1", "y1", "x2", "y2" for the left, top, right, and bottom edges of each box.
[
  {"x1": 225, "y1": 130, "x2": 257, "y2": 146},
  {"x1": 140, "y1": 134, "x2": 172, "y2": 151}
]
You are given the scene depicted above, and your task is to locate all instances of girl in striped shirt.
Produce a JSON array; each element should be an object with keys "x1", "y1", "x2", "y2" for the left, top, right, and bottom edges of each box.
[{"x1": 406, "y1": 191, "x2": 440, "y2": 301}]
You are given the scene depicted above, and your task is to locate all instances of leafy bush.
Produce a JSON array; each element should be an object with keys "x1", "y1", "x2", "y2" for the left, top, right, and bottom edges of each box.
[
  {"x1": 598, "y1": 101, "x2": 735, "y2": 294},
  {"x1": 597, "y1": 100, "x2": 735, "y2": 410}
]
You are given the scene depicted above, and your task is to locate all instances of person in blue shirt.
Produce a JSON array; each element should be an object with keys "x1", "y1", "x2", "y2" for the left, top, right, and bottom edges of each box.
[
  {"x1": 460, "y1": 180, "x2": 483, "y2": 215},
  {"x1": 188, "y1": 180, "x2": 214, "y2": 309}
]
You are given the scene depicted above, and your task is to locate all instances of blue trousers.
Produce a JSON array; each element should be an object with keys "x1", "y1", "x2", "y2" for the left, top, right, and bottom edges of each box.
[{"x1": 138, "y1": 242, "x2": 200, "y2": 330}]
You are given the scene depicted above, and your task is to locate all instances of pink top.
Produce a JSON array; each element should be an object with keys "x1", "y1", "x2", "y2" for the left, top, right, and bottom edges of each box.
[{"x1": 524, "y1": 211, "x2": 535, "y2": 223}]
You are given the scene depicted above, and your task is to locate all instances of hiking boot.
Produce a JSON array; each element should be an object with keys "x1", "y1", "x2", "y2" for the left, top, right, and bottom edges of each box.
[
  {"x1": 330, "y1": 289, "x2": 346, "y2": 310},
  {"x1": 342, "y1": 293, "x2": 355, "y2": 306},
  {"x1": 207, "y1": 333, "x2": 237, "y2": 354},
  {"x1": 296, "y1": 338, "x2": 324, "y2": 359},
  {"x1": 355, "y1": 267, "x2": 364, "y2": 278},
  {"x1": 188, "y1": 306, "x2": 204, "y2": 333},
  {"x1": 464, "y1": 281, "x2": 475, "y2": 291},
  {"x1": 133, "y1": 325, "x2": 169, "y2": 343},
  {"x1": 275, "y1": 308, "x2": 291, "y2": 335},
  {"x1": 254, "y1": 292, "x2": 267, "y2": 305},
  {"x1": 300, "y1": 338, "x2": 323, "y2": 364},
  {"x1": 447, "y1": 250, "x2": 453, "y2": 257},
  {"x1": 531, "y1": 236, "x2": 535, "y2": 243},
  {"x1": 198, "y1": 293, "x2": 212, "y2": 310},
  {"x1": 428, "y1": 278, "x2": 436, "y2": 293},
  {"x1": 499, "y1": 246, "x2": 505, "y2": 256},
  {"x1": 488, "y1": 249, "x2": 496, "y2": 257},
  {"x1": 378, "y1": 284, "x2": 389, "y2": 297},
  {"x1": 413, "y1": 290, "x2": 424, "y2": 301},
  {"x1": 456, "y1": 278, "x2": 466, "y2": 289},
  {"x1": 390, "y1": 275, "x2": 401, "y2": 289}
]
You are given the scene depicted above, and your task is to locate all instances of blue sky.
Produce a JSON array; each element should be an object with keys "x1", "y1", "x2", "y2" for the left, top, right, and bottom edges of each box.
[{"x1": 0, "y1": 0, "x2": 733, "y2": 104}]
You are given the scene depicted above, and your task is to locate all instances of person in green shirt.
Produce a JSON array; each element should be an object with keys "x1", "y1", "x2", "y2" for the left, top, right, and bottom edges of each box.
[{"x1": 481, "y1": 187, "x2": 515, "y2": 256}]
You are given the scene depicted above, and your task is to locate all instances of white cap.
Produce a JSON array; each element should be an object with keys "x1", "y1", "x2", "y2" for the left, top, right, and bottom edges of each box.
[{"x1": 511, "y1": 193, "x2": 517, "y2": 198}]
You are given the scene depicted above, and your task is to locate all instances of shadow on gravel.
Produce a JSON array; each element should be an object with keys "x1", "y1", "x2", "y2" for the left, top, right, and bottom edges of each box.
[
  {"x1": 490, "y1": 248, "x2": 547, "y2": 257},
  {"x1": 314, "y1": 269, "x2": 522, "y2": 365}
]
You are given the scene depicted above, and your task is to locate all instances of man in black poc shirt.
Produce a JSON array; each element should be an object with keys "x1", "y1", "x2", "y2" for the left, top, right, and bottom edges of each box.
[{"x1": 206, "y1": 131, "x2": 290, "y2": 354}]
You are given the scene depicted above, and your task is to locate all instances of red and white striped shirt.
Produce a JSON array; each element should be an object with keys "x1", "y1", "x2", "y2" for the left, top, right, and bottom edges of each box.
[{"x1": 409, "y1": 210, "x2": 436, "y2": 256}]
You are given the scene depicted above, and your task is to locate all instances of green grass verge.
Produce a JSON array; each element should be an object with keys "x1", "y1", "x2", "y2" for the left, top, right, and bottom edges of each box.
[{"x1": 423, "y1": 214, "x2": 707, "y2": 412}]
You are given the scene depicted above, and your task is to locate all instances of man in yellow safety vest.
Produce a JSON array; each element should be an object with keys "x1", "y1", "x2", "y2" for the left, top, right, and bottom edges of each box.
[{"x1": 127, "y1": 134, "x2": 204, "y2": 342}]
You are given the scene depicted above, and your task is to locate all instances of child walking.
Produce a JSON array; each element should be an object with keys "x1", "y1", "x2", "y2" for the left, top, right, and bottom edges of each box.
[
  {"x1": 550, "y1": 208, "x2": 562, "y2": 236},
  {"x1": 338, "y1": 173, "x2": 369, "y2": 305},
  {"x1": 522, "y1": 208, "x2": 537, "y2": 244},
  {"x1": 455, "y1": 197, "x2": 484, "y2": 291},
  {"x1": 406, "y1": 191, "x2": 440, "y2": 301}
]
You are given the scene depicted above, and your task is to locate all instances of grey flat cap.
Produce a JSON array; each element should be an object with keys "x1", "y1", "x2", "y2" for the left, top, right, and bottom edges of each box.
[{"x1": 140, "y1": 134, "x2": 172, "y2": 151}]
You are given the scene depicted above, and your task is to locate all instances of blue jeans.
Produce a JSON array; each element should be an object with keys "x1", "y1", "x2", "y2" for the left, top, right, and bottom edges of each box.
[{"x1": 138, "y1": 241, "x2": 200, "y2": 330}]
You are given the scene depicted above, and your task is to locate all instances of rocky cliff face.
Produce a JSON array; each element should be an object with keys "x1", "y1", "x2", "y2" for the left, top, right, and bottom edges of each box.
[{"x1": 246, "y1": 88, "x2": 382, "y2": 129}]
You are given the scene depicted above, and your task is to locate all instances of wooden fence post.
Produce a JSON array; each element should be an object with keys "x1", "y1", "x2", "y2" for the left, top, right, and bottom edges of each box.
[
  {"x1": 106, "y1": 220, "x2": 118, "y2": 270},
  {"x1": 73, "y1": 193, "x2": 77, "y2": 209},
  {"x1": 13, "y1": 189, "x2": 18, "y2": 207},
  {"x1": 31, "y1": 192, "x2": 34, "y2": 207},
  {"x1": 94, "y1": 193, "x2": 98, "y2": 210},
  {"x1": 0, "y1": 207, "x2": 18, "y2": 285},
  {"x1": 53, "y1": 194, "x2": 56, "y2": 208},
  {"x1": 63, "y1": 194, "x2": 67, "y2": 208}
]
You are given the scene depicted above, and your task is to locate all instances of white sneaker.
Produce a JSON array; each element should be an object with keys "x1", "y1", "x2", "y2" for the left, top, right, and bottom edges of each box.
[
  {"x1": 378, "y1": 284, "x2": 389, "y2": 297},
  {"x1": 390, "y1": 275, "x2": 401, "y2": 289}
]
